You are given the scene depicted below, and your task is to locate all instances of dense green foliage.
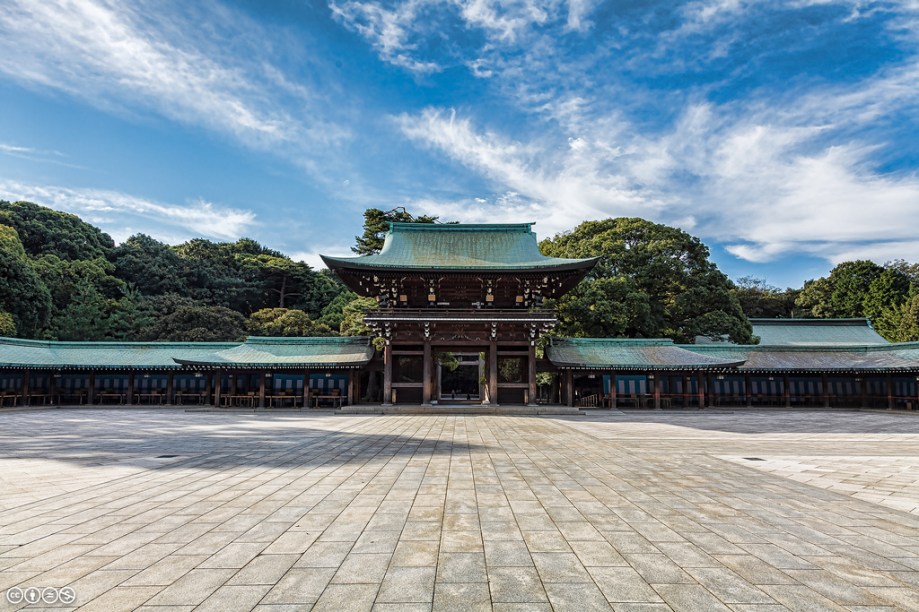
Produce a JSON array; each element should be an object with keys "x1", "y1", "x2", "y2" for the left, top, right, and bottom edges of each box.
[
  {"x1": 4, "y1": 199, "x2": 918, "y2": 344},
  {"x1": 0, "y1": 224, "x2": 52, "y2": 337},
  {"x1": 794, "y1": 260, "x2": 919, "y2": 341},
  {"x1": 730, "y1": 277, "x2": 800, "y2": 318},
  {"x1": 247, "y1": 308, "x2": 334, "y2": 337},
  {"x1": 0, "y1": 201, "x2": 345, "y2": 341},
  {"x1": 0, "y1": 201, "x2": 114, "y2": 260},
  {"x1": 540, "y1": 218, "x2": 754, "y2": 344},
  {"x1": 352, "y1": 207, "x2": 438, "y2": 255}
]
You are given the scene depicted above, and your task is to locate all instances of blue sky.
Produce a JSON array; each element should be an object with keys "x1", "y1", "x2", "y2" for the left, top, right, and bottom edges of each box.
[{"x1": 2, "y1": 0, "x2": 919, "y2": 288}]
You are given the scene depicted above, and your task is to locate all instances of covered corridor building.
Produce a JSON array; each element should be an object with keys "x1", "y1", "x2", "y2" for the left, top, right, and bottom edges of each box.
[{"x1": 0, "y1": 223, "x2": 917, "y2": 411}]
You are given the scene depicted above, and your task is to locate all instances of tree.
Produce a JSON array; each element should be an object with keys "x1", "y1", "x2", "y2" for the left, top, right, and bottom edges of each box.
[
  {"x1": 111, "y1": 234, "x2": 188, "y2": 296},
  {"x1": 247, "y1": 308, "x2": 335, "y2": 337},
  {"x1": 863, "y1": 267, "x2": 911, "y2": 340},
  {"x1": 237, "y1": 253, "x2": 317, "y2": 310},
  {"x1": 317, "y1": 289, "x2": 359, "y2": 330},
  {"x1": 34, "y1": 254, "x2": 125, "y2": 311},
  {"x1": 149, "y1": 303, "x2": 246, "y2": 342},
  {"x1": 731, "y1": 276, "x2": 800, "y2": 318},
  {"x1": 547, "y1": 276, "x2": 654, "y2": 338},
  {"x1": 540, "y1": 218, "x2": 753, "y2": 343},
  {"x1": 796, "y1": 260, "x2": 885, "y2": 318},
  {"x1": 46, "y1": 278, "x2": 109, "y2": 340},
  {"x1": 896, "y1": 294, "x2": 919, "y2": 342},
  {"x1": 0, "y1": 224, "x2": 51, "y2": 337},
  {"x1": 0, "y1": 200, "x2": 114, "y2": 260},
  {"x1": 339, "y1": 296, "x2": 378, "y2": 337},
  {"x1": 352, "y1": 207, "x2": 438, "y2": 255},
  {"x1": 0, "y1": 311, "x2": 15, "y2": 336},
  {"x1": 105, "y1": 288, "x2": 152, "y2": 341}
]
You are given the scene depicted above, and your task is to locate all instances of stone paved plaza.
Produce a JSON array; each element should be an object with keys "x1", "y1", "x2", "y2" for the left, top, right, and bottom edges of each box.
[{"x1": 1, "y1": 409, "x2": 919, "y2": 611}]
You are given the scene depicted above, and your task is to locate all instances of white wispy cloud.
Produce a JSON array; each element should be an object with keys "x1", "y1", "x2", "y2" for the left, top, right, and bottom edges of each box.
[
  {"x1": 396, "y1": 43, "x2": 919, "y2": 262},
  {"x1": 0, "y1": 181, "x2": 255, "y2": 243},
  {"x1": 329, "y1": 0, "x2": 599, "y2": 73},
  {"x1": 0, "y1": 142, "x2": 81, "y2": 168},
  {"x1": 396, "y1": 108, "x2": 659, "y2": 236},
  {"x1": 328, "y1": 0, "x2": 444, "y2": 73},
  {"x1": 0, "y1": 0, "x2": 349, "y2": 162}
]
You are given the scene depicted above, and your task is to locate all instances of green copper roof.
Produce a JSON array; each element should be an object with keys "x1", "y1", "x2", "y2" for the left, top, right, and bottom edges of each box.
[
  {"x1": 0, "y1": 338, "x2": 237, "y2": 369},
  {"x1": 321, "y1": 222, "x2": 599, "y2": 271},
  {"x1": 750, "y1": 318, "x2": 889, "y2": 346},
  {"x1": 684, "y1": 343, "x2": 919, "y2": 372},
  {"x1": 547, "y1": 338, "x2": 746, "y2": 370},
  {"x1": 173, "y1": 337, "x2": 374, "y2": 368},
  {"x1": 0, "y1": 336, "x2": 374, "y2": 369}
]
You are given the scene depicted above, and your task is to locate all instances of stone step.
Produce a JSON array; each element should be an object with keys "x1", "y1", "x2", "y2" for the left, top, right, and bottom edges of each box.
[{"x1": 339, "y1": 404, "x2": 584, "y2": 415}]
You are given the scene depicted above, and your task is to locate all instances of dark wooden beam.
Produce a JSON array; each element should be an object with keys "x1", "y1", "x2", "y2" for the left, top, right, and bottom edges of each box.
[{"x1": 383, "y1": 345, "x2": 393, "y2": 406}]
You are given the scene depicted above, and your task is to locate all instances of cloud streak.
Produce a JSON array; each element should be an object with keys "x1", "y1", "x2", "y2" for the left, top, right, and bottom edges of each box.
[
  {"x1": 0, "y1": 181, "x2": 255, "y2": 243},
  {"x1": 0, "y1": 0, "x2": 349, "y2": 163}
]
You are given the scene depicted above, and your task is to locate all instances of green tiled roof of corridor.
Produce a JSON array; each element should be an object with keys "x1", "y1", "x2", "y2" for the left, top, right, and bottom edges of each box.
[
  {"x1": 546, "y1": 338, "x2": 746, "y2": 370},
  {"x1": 0, "y1": 336, "x2": 374, "y2": 369},
  {"x1": 750, "y1": 318, "x2": 889, "y2": 345},
  {"x1": 684, "y1": 342, "x2": 919, "y2": 372},
  {"x1": 0, "y1": 337, "x2": 237, "y2": 369},
  {"x1": 173, "y1": 336, "x2": 374, "y2": 368},
  {"x1": 321, "y1": 222, "x2": 599, "y2": 271}
]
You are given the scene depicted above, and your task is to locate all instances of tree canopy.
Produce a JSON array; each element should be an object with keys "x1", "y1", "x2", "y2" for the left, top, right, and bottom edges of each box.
[
  {"x1": 3, "y1": 200, "x2": 919, "y2": 346},
  {"x1": 247, "y1": 308, "x2": 334, "y2": 337},
  {"x1": 795, "y1": 260, "x2": 917, "y2": 341},
  {"x1": 540, "y1": 218, "x2": 754, "y2": 343},
  {"x1": 352, "y1": 207, "x2": 438, "y2": 255},
  {"x1": 0, "y1": 200, "x2": 114, "y2": 260},
  {"x1": 0, "y1": 225, "x2": 52, "y2": 337}
]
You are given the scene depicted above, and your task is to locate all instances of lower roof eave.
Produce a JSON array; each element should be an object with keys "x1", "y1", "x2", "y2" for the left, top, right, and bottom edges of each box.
[
  {"x1": 173, "y1": 360, "x2": 368, "y2": 369},
  {"x1": 554, "y1": 362, "x2": 745, "y2": 371},
  {"x1": 0, "y1": 364, "x2": 185, "y2": 371},
  {"x1": 737, "y1": 367, "x2": 919, "y2": 374}
]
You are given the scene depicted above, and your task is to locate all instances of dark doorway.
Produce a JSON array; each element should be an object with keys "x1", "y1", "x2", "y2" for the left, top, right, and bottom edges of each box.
[{"x1": 439, "y1": 353, "x2": 481, "y2": 401}]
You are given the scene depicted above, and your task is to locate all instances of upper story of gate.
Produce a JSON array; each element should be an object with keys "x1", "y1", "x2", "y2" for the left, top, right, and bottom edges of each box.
[{"x1": 321, "y1": 223, "x2": 599, "y2": 309}]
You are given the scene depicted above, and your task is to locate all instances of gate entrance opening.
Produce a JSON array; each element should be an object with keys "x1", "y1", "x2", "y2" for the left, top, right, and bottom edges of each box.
[{"x1": 439, "y1": 353, "x2": 482, "y2": 402}]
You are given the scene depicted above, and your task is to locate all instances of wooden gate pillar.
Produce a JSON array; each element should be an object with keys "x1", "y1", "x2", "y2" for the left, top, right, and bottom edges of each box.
[
  {"x1": 303, "y1": 371, "x2": 311, "y2": 408},
  {"x1": 489, "y1": 340, "x2": 499, "y2": 406},
  {"x1": 127, "y1": 372, "x2": 135, "y2": 405},
  {"x1": 653, "y1": 374, "x2": 661, "y2": 410},
  {"x1": 383, "y1": 344, "x2": 393, "y2": 406},
  {"x1": 349, "y1": 370, "x2": 360, "y2": 406},
  {"x1": 527, "y1": 343, "x2": 537, "y2": 406},
  {"x1": 821, "y1": 374, "x2": 830, "y2": 408},
  {"x1": 259, "y1": 372, "x2": 266, "y2": 408},
  {"x1": 565, "y1": 370, "x2": 573, "y2": 407},
  {"x1": 744, "y1": 373, "x2": 752, "y2": 407},
  {"x1": 422, "y1": 341, "x2": 433, "y2": 406},
  {"x1": 783, "y1": 374, "x2": 791, "y2": 408}
]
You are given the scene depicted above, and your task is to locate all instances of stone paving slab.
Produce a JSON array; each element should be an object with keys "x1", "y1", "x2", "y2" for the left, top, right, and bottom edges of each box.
[{"x1": 0, "y1": 408, "x2": 917, "y2": 611}]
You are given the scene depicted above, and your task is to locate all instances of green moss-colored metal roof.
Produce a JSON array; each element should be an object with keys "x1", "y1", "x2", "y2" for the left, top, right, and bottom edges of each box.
[
  {"x1": 321, "y1": 223, "x2": 599, "y2": 271},
  {"x1": 546, "y1": 338, "x2": 746, "y2": 370},
  {"x1": 0, "y1": 336, "x2": 375, "y2": 369},
  {"x1": 750, "y1": 318, "x2": 889, "y2": 345},
  {"x1": 173, "y1": 336, "x2": 374, "y2": 368},
  {"x1": 0, "y1": 338, "x2": 237, "y2": 369},
  {"x1": 683, "y1": 343, "x2": 919, "y2": 372}
]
